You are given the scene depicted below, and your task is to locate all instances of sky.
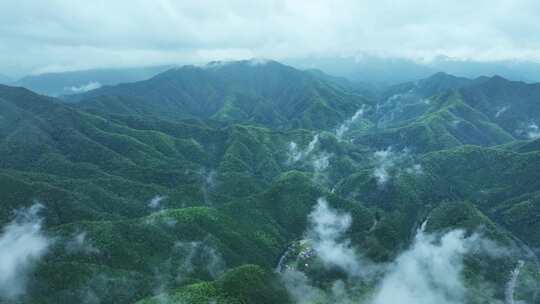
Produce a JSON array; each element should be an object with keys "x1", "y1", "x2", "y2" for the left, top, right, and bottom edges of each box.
[{"x1": 1, "y1": 0, "x2": 540, "y2": 77}]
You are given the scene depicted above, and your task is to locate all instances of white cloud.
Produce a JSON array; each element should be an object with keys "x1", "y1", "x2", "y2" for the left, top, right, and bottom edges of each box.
[
  {"x1": 64, "y1": 81, "x2": 101, "y2": 93},
  {"x1": 312, "y1": 152, "x2": 332, "y2": 184},
  {"x1": 0, "y1": 203, "x2": 50, "y2": 300},
  {"x1": 280, "y1": 269, "x2": 325, "y2": 304},
  {"x1": 373, "y1": 148, "x2": 399, "y2": 186},
  {"x1": 370, "y1": 229, "x2": 486, "y2": 304},
  {"x1": 495, "y1": 105, "x2": 509, "y2": 118},
  {"x1": 505, "y1": 260, "x2": 524, "y2": 304},
  {"x1": 527, "y1": 122, "x2": 540, "y2": 139},
  {"x1": 372, "y1": 147, "x2": 422, "y2": 186},
  {"x1": 335, "y1": 106, "x2": 365, "y2": 140},
  {"x1": 405, "y1": 164, "x2": 424, "y2": 175},
  {"x1": 281, "y1": 199, "x2": 516, "y2": 303},
  {"x1": 288, "y1": 134, "x2": 319, "y2": 164},
  {"x1": 65, "y1": 231, "x2": 99, "y2": 255},
  {"x1": 201, "y1": 169, "x2": 217, "y2": 205},
  {"x1": 148, "y1": 195, "x2": 167, "y2": 209},
  {"x1": 175, "y1": 241, "x2": 225, "y2": 282},
  {"x1": 307, "y1": 197, "x2": 362, "y2": 276}
]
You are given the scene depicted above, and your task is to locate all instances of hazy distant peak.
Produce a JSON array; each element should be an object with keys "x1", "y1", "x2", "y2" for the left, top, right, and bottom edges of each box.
[
  {"x1": 422, "y1": 72, "x2": 471, "y2": 83},
  {"x1": 13, "y1": 65, "x2": 173, "y2": 96},
  {"x1": 0, "y1": 74, "x2": 12, "y2": 84},
  {"x1": 158, "y1": 59, "x2": 299, "y2": 81},
  {"x1": 489, "y1": 74, "x2": 510, "y2": 82},
  {"x1": 427, "y1": 71, "x2": 462, "y2": 80}
]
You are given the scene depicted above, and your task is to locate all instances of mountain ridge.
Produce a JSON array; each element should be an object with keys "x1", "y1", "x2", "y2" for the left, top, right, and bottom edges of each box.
[{"x1": 65, "y1": 60, "x2": 369, "y2": 130}]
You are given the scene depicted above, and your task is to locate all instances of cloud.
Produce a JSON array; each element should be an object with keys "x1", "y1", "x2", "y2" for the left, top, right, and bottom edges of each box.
[
  {"x1": 149, "y1": 240, "x2": 226, "y2": 303},
  {"x1": 145, "y1": 210, "x2": 178, "y2": 227},
  {"x1": 288, "y1": 134, "x2": 319, "y2": 164},
  {"x1": 312, "y1": 153, "x2": 330, "y2": 172},
  {"x1": 373, "y1": 148, "x2": 399, "y2": 186},
  {"x1": 148, "y1": 195, "x2": 167, "y2": 209},
  {"x1": 311, "y1": 152, "x2": 333, "y2": 186},
  {"x1": 307, "y1": 197, "x2": 362, "y2": 276},
  {"x1": 280, "y1": 268, "x2": 360, "y2": 304},
  {"x1": 287, "y1": 142, "x2": 301, "y2": 163},
  {"x1": 280, "y1": 269, "x2": 325, "y2": 304},
  {"x1": 175, "y1": 241, "x2": 225, "y2": 282},
  {"x1": 495, "y1": 105, "x2": 509, "y2": 118},
  {"x1": 247, "y1": 57, "x2": 271, "y2": 66},
  {"x1": 405, "y1": 163, "x2": 424, "y2": 175},
  {"x1": 201, "y1": 169, "x2": 217, "y2": 205},
  {"x1": 372, "y1": 147, "x2": 422, "y2": 186},
  {"x1": 76, "y1": 272, "x2": 139, "y2": 304},
  {"x1": 287, "y1": 134, "x2": 333, "y2": 187},
  {"x1": 527, "y1": 122, "x2": 540, "y2": 139},
  {"x1": 516, "y1": 122, "x2": 540, "y2": 139},
  {"x1": 505, "y1": 260, "x2": 525, "y2": 304},
  {"x1": 281, "y1": 199, "x2": 516, "y2": 303},
  {"x1": 0, "y1": 203, "x2": 51, "y2": 300},
  {"x1": 288, "y1": 107, "x2": 367, "y2": 186},
  {"x1": 370, "y1": 228, "x2": 498, "y2": 304},
  {"x1": 2, "y1": 1, "x2": 540, "y2": 77},
  {"x1": 335, "y1": 106, "x2": 365, "y2": 140},
  {"x1": 65, "y1": 231, "x2": 100, "y2": 255},
  {"x1": 64, "y1": 81, "x2": 102, "y2": 93}
]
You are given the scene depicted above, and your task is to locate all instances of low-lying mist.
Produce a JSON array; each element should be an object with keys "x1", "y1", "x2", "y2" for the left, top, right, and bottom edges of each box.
[
  {"x1": 280, "y1": 197, "x2": 524, "y2": 304},
  {"x1": 0, "y1": 203, "x2": 50, "y2": 300}
]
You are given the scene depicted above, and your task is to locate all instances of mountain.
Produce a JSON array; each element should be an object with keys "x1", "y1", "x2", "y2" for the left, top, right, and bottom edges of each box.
[
  {"x1": 1, "y1": 65, "x2": 540, "y2": 304},
  {"x1": 371, "y1": 72, "x2": 478, "y2": 129},
  {"x1": 288, "y1": 55, "x2": 540, "y2": 84},
  {"x1": 67, "y1": 60, "x2": 369, "y2": 130},
  {"x1": 382, "y1": 72, "x2": 475, "y2": 99},
  {"x1": 287, "y1": 55, "x2": 439, "y2": 85},
  {"x1": 0, "y1": 73, "x2": 11, "y2": 85},
  {"x1": 13, "y1": 65, "x2": 173, "y2": 96},
  {"x1": 460, "y1": 76, "x2": 540, "y2": 139},
  {"x1": 357, "y1": 91, "x2": 514, "y2": 152},
  {"x1": 0, "y1": 83, "x2": 311, "y2": 224},
  {"x1": 354, "y1": 74, "x2": 540, "y2": 152},
  {"x1": 0, "y1": 83, "x2": 374, "y2": 303}
]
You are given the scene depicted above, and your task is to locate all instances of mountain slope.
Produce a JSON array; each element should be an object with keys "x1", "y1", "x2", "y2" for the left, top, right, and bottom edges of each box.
[
  {"x1": 364, "y1": 74, "x2": 540, "y2": 152},
  {"x1": 357, "y1": 90, "x2": 514, "y2": 152},
  {"x1": 460, "y1": 76, "x2": 540, "y2": 139},
  {"x1": 0, "y1": 84, "x2": 302, "y2": 225}
]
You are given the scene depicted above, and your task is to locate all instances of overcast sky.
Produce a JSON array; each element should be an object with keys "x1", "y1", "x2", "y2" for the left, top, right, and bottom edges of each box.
[{"x1": 1, "y1": 0, "x2": 539, "y2": 77}]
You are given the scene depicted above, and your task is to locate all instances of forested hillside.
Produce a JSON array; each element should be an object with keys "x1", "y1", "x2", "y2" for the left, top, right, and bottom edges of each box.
[{"x1": 1, "y1": 61, "x2": 539, "y2": 304}]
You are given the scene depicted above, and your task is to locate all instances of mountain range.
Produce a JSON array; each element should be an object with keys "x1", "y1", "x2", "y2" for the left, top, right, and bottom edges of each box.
[
  {"x1": 65, "y1": 60, "x2": 368, "y2": 131},
  {"x1": 1, "y1": 60, "x2": 539, "y2": 304},
  {"x1": 11, "y1": 65, "x2": 173, "y2": 97},
  {"x1": 288, "y1": 55, "x2": 540, "y2": 85}
]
